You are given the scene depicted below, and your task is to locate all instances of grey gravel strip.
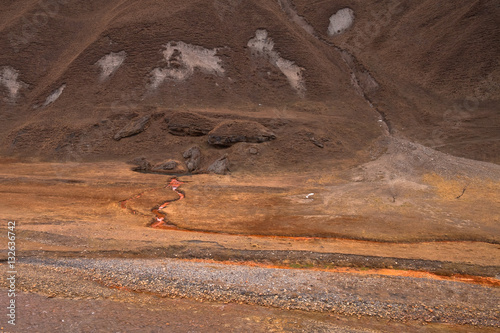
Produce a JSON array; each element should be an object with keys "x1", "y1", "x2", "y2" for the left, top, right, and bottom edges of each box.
[{"x1": 20, "y1": 258, "x2": 500, "y2": 327}]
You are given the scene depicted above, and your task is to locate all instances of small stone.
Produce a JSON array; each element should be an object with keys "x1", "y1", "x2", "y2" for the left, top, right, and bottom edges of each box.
[{"x1": 310, "y1": 137, "x2": 324, "y2": 148}]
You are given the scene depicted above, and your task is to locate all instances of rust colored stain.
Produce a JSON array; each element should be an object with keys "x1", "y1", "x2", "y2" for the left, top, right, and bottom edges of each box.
[
  {"x1": 119, "y1": 179, "x2": 500, "y2": 247},
  {"x1": 119, "y1": 178, "x2": 186, "y2": 228},
  {"x1": 151, "y1": 178, "x2": 185, "y2": 229}
]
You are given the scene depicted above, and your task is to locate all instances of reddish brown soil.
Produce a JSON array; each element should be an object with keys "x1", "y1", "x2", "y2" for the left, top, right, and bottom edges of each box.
[{"x1": 0, "y1": 1, "x2": 499, "y2": 331}]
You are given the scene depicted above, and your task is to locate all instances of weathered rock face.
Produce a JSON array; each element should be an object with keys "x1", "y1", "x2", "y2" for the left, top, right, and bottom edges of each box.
[
  {"x1": 129, "y1": 156, "x2": 152, "y2": 172},
  {"x1": 167, "y1": 112, "x2": 217, "y2": 136},
  {"x1": 151, "y1": 160, "x2": 187, "y2": 174},
  {"x1": 113, "y1": 115, "x2": 151, "y2": 140},
  {"x1": 183, "y1": 146, "x2": 202, "y2": 172},
  {"x1": 207, "y1": 120, "x2": 276, "y2": 147},
  {"x1": 207, "y1": 155, "x2": 230, "y2": 175}
]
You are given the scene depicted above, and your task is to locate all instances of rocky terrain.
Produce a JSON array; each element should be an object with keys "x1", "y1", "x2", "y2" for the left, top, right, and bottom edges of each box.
[{"x1": 0, "y1": 0, "x2": 499, "y2": 332}]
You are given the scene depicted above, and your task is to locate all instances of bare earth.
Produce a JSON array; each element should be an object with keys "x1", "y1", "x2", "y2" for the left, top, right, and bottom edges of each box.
[{"x1": 1, "y1": 0, "x2": 499, "y2": 331}]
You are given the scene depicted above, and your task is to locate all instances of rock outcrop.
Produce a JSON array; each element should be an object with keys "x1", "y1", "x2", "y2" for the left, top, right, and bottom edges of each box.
[
  {"x1": 167, "y1": 112, "x2": 217, "y2": 136},
  {"x1": 183, "y1": 146, "x2": 202, "y2": 172},
  {"x1": 207, "y1": 154, "x2": 230, "y2": 175},
  {"x1": 113, "y1": 115, "x2": 151, "y2": 140},
  {"x1": 207, "y1": 120, "x2": 276, "y2": 147}
]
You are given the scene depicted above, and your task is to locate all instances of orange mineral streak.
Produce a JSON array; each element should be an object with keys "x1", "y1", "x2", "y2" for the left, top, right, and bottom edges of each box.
[
  {"x1": 119, "y1": 178, "x2": 186, "y2": 229},
  {"x1": 116, "y1": 180, "x2": 500, "y2": 288},
  {"x1": 121, "y1": 180, "x2": 500, "y2": 245},
  {"x1": 150, "y1": 178, "x2": 185, "y2": 229},
  {"x1": 186, "y1": 259, "x2": 500, "y2": 288}
]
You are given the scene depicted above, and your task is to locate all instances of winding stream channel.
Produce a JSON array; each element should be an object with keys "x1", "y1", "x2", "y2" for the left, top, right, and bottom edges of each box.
[{"x1": 120, "y1": 178, "x2": 185, "y2": 229}]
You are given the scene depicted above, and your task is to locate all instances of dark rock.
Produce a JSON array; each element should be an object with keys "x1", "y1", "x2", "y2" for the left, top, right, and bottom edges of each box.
[
  {"x1": 167, "y1": 111, "x2": 217, "y2": 136},
  {"x1": 207, "y1": 154, "x2": 230, "y2": 175},
  {"x1": 113, "y1": 115, "x2": 151, "y2": 140},
  {"x1": 207, "y1": 120, "x2": 276, "y2": 147},
  {"x1": 151, "y1": 160, "x2": 187, "y2": 174},
  {"x1": 311, "y1": 137, "x2": 324, "y2": 148},
  {"x1": 129, "y1": 157, "x2": 152, "y2": 172},
  {"x1": 154, "y1": 160, "x2": 177, "y2": 170},
  {"x1": 183, "y1": 146, "x2": 202, "y2": 172}
]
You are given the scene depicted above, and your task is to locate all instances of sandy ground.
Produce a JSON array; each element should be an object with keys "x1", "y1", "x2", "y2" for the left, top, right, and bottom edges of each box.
[
  {"x1": 3, "y1": 289, "x2": 497, "y2": 333},
  {"x1": 0, "y1": 157, "x2": 499, "y2": 331},
  {"x1": 0, "y1": 156, "x2": 498, "y2": 264}
]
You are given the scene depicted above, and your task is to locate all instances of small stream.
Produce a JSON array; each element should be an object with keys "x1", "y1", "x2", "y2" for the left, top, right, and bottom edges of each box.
[{"x1": 119, "y1": 178, "x2": 185, "y2": 229}]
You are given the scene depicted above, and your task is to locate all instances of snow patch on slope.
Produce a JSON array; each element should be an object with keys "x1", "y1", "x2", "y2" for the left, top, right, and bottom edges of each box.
[
  {"x1": 0, "y1": 66, "x2": 26, "y2": 102},
  {"x1": 96, "y1": 51, "x2": 126, "y2": 80},
  {"x1": 150, "y1": 42, "x2": 224, "y2": 89},
  {"x1": 328, "y1": 8, "x2": 354, "y2": 36},
  {"x1": 43, "y1": 84, "x2": 66, "y2": 107},
  {"x1": 247, "y1": 29, "x2": 305, "y2": 96}
]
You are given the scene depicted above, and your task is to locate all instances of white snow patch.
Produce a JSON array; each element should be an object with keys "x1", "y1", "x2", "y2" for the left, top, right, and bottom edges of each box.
[
  {"x1": 328, "y1": 8, "x2": 354, "y2": 36},
  {"x1": 247, "y1": 29, "x2": 305, "y2": 96},
  {"x1": 306, "y1": 193, "x2": 314, "y2": 199},
  {"x1": 96, "y1": 51, "x2": 126, "y2": 80},
  {"x1": 150, "y1": 42, "x2": 224, "y2": 89},
  {"x1": 0, "y1": 66, "x2": 26, "y2": 102},
  {"x1": 43, "y1": 84, "x2": 66, "y2": 107}
]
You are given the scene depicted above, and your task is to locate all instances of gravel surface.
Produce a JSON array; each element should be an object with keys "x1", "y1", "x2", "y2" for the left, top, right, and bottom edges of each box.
[{"x1": 12, "y1": 257, "x2": 500, "y2": 328}]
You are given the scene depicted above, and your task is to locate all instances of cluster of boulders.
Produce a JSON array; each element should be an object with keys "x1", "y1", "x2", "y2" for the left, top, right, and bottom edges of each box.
[
  {"x1": 130, "y1": 145, "x2": 229, "y2": 175},
  {"x1": 119, "y1": 111, "x2": 276, "y2": 175}
]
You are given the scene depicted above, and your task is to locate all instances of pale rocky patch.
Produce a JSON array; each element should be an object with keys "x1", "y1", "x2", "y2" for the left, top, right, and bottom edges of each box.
[
  {"x1": 0, "y1": 66, "x2": 26, "y2": 102},
  {"x1": 247, "y1": 29, "x2": 305, "y2": 96},
  {"x1": 43, "y1": 84, "x2": 66, "y2": 107},
  {"x1": 150, "y1": 42, "x2": 224, "y2": 89},
  {"x1": 328, "y1": 8, "x2": 355, "y2": 36},
  {"x1": 96, "y1": 51, "x2": 126, "y2": 80}
]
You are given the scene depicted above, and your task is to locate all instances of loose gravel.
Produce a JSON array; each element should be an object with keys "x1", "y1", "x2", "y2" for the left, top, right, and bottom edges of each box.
[{"x1": 13, "y1": 257, "x2": 500, "y2": 328}]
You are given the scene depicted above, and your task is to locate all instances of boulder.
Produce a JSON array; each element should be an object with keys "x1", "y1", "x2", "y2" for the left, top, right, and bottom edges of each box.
[
  {"x1": 167, "y1": 111, "x2": 217, "y2": 136},
  {"x1": 207, "y1": 155, "x2": 230, "y2": 175},
  {"x1": 183, "y1": 146, "x2": 202, "y2": 172},
  {"x1": 129, "y1": 157, "x2": 152, "y2": 172},
  {"x1": 151, "y1": 159, "x2": 187, "y2": 174},
  {"x1": 113, "y1": 115, "x2": 151, "y2": 140},
  {"x1": 207, "y1": 120, "x2": 276, "y2": 147}
]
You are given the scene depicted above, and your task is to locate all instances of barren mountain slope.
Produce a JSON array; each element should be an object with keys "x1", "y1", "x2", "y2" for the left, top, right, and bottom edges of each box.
[
  {"x1": 292, "y1": 0, "x2": 500, "y2": 162},
  {"x1": 1, "y1": 0, "x2": 498, "y2": 166},
  {"x1": 0, "y1": 0, "x2": 385, "y2": 167}
]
